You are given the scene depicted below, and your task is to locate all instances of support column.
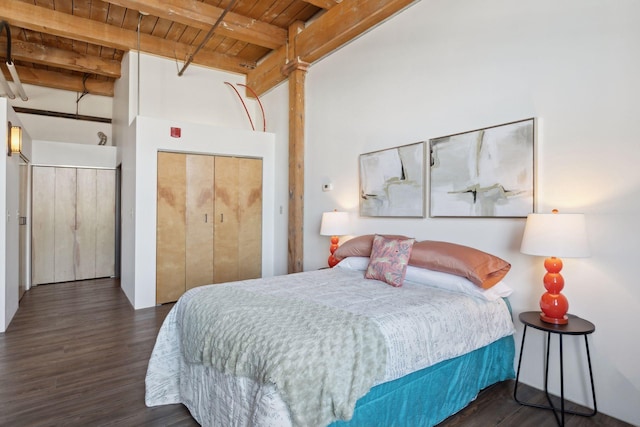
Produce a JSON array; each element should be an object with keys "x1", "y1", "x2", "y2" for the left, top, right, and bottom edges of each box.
[{"x1": 284, "y1": 22, "x2": 308, "y2": 273}]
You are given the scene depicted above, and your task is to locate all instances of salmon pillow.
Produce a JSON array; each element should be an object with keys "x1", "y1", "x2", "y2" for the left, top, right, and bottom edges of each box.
[
  {"x1": 409, "y1": 240, "x2": 511, "y2": 289},
  {"x1": 334, "y1": 234, "x2": 408, "y2": 260}
]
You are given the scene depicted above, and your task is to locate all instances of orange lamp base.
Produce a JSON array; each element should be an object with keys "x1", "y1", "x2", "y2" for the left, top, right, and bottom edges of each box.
[
  {"x1": 539, "y1": 256, "x2": 569, "y2": 325},
  {"x1": 327, "y1": 236, "x2": 340, "y2": 268}
]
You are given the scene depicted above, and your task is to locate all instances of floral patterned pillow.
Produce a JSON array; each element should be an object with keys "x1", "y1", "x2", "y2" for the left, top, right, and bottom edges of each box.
[{"x1": 365, "y1": 235, "x2": 416, "y2": 287}]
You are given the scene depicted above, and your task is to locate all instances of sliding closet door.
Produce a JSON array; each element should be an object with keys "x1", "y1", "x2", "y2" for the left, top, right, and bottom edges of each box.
[
  {"x1": 54, "y1": 168, "x2": 77, "y2": 283},
  {"x1": 213, "y1": 156, "x2": 240, "y2": 284},
  {"x1": 185, "y1": 154, "x2": 215, "y2": 290},
  {"x1": 75, "y1": 169, "x2": 97, "y2": 280},
  {"x1": 238, "y1": 158, "x2": 262, "y2": 280},
  {"x1": 156, "y1": 152, "x2": 187, "y2": 304},
  {"x1": 213, "y1": 156, "x2": 262, "y2": 283},
  {"x1": 32, "y1": 166, "x2": 116, "y2": 285},
  {"x1": 96, "y1": 169, "x2": 116, "y2": 278},
  {"x1": 32, "y1": 167, "x2": 56, "y2": 285}
]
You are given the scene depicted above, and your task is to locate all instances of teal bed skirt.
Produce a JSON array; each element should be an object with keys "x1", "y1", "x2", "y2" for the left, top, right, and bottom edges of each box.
[{"x1": 329, "y1": 334, "x2": 515, "y2": 427}]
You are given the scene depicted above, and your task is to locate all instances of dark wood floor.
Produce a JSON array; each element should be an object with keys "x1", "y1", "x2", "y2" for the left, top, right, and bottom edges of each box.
[{"x1": 0, "y1": 279, "x2": 633, "y2": 427}]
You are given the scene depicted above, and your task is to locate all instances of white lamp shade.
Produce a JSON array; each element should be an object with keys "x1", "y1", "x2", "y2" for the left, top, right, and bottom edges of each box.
[
  {"x1": 520, "y1": 212, "x2": 590, "y2": 258},
  {"x1": 320, "y1": 211, "x2": 350, "y2": 236}
]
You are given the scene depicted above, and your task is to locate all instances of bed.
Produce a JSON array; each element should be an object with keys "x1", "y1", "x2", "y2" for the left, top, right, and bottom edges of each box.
[{"x1": 145, "y1": 235, "x2": 516, "y2": 426}]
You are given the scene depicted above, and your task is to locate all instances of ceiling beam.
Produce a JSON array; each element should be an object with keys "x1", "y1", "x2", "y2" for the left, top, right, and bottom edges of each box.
[
  {"x1": 1, "y1": 38, "x2": 121, "y2": 79},
  {"x1": 0, "y1": 0, "x2": 255, "y2": 75},
  {"x1": 296, "y1": 0, "x2": 417, "y2": 63},
  {"x1": 301, "y1": 0, "x2": 341, "y2": 9},
  {"x1": 2, "y1": 66, "x2": 114, "y2": 97},
  {"x1": 247, "y1": 0, "x2": 418, "y2": 95},
  {"x1": 105, "y1": 0, "x2": 287, "y2": 49}
]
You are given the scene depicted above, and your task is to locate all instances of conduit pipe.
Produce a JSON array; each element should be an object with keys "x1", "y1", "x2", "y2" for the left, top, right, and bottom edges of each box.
[
  {"x1": 7, "y1": 61, "x2": 28, "y2": 101},
  {"x1": 177, "y1": 0, "x2": 237, "y2": 76},
  {"x1": 0, "y1": 20, "x2": 28, "y2": 101}
]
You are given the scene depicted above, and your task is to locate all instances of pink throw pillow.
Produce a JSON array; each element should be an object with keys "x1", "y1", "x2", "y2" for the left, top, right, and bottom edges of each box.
[{"x1": 365, "y1": 235, "x2": 415, "y2": 287}]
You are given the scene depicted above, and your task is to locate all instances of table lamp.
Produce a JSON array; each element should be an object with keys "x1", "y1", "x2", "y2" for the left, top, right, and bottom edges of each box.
[
  {"x1": 320, "y1": 210, "x2": 350, "y2": 268},
  {"x1": 520, "y1": 209, "x2": 590, "y2": 325}
]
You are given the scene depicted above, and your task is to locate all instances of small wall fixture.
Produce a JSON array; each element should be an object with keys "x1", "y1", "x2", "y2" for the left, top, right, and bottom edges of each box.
[{"x1": 7, "y1": 122, "x2": 22, "y2": 157}]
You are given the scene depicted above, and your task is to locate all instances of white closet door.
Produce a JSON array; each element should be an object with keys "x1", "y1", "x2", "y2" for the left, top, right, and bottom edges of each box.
[
  {"x1": 54, "y1": 168, "x2": 77, "y2": 283},
  {"x1": 75, "y1": 169, "x2": 97, "y2": 280},
  {"x1": 96, "y1": 169, "x2": 115, "y2": 278},
  {"x1": 32, "y1": 167, "x2": 56, "y2": 285}
]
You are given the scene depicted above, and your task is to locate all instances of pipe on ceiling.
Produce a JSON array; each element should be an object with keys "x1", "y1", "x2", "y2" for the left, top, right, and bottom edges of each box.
[
  {"x1": 177, "y1": 0, "x2": 237, "y2": 77},
  {"x1": 0, "y1": 20, "x2": 28, "y2": 101}
]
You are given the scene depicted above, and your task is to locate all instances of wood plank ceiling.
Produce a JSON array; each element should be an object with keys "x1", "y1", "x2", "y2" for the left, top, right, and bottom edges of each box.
[{"x1": 0, "y1": 0, "x2": 416, "y2": 99}]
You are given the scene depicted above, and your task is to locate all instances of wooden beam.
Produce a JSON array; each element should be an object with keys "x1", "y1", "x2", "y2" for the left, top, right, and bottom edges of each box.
[
  {"x1": 0, "y1": 0, "x2": 255, "y2": 74},
  {"x1": 247, "y1": 0, "x2": 418, "y2": 95},
  {"x1": 301, "y1": 0, "x2": 342, "y2": 9},
  {"x1": 287, "y1": 22, "x2": 306, "y2": 274},
  {"x1": 105, "y1": 0, "x2": 287, "y2": 49},
  {"x1": 246, "y1": 46, "x2": 288, "y2": 97},
  {"x1": 297, "y1": 0, "x2": 417, "y2": 63},
  {"x1": 1, "y1": 38, "x2": 121, "y2": 79},
  {"x1": 3, "y1": 66, "x2": 114, "y2": 97}
]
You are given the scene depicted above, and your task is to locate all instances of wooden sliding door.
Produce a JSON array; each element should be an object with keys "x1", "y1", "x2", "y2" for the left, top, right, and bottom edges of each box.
[
  {"x1": 156, "y1": 152, "x2": 187, "y2": 304},
  {"x1": 156, "y1": 152, "x2": 263, "y2": 304}
]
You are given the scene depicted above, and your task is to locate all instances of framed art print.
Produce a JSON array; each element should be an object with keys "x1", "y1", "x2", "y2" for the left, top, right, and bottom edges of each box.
[
  {"x1": 359, "y1": 142, "x2": 425, "y2": 217},
  {"x1": 429, "y1": 118, "x2": 535, "y2": 218}
]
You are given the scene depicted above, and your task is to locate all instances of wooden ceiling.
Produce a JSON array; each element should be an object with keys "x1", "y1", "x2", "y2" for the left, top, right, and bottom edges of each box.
[{"x1": 0, "y1": 0, "x2": 415, "y2": 99}]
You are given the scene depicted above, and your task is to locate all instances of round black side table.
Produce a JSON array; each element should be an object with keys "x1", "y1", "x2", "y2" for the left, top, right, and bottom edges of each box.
[{"x1": 513, "y1": 311, "x2": 597, "y2": 427}]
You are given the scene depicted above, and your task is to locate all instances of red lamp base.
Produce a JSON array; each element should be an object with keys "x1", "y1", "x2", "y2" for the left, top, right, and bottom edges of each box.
[
  {"x1": 539, "y1": 256, "x2": 569, "y2": 325},
  {"x1": 327, "y1": 236, "x2": 340, "y2": 268},
  {"x1": 540, "y1": 313, "x2": 568, "y2": 325}
]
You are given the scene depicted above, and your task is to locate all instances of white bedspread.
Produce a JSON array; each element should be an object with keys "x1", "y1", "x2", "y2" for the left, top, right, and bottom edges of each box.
[{"x1": 145, "y1": 268, "x2": 515, "y2": 426}]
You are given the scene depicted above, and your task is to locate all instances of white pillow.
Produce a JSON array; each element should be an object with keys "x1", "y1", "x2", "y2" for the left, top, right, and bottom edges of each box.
[
  {"x1": 335, "y1": 256, "x2": 370, "y2": 271},
  {"x1": 336, "y1": 256, "x2": 512, "y2": 301},
  {"x1": 404, "y1": 264, "x2": 513, "y2": 301}
]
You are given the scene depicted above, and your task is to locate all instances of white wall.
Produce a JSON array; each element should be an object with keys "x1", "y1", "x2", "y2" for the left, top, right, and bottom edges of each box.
[
  {"x1": 1, "y1": 99, "x2": 32, "y2": 332},
  {"x1": 261, "y1": 82, "x2": 291, "y2": 275},
  {"x1": 127, "y1": 116, "x2": 276, "y2": 309},
  {"x1": 10, "y1": 84, "x2": 113, "y2": 145},
  {"x1": 31, "y1": 141, "x2": 117, "y2": 168},
  {"x1": 131, "y1": 52, "x2": 261, "y2": 131},
  {"x1": 295, "y1": 0, "x2": 639, "y2": 424},
  {"x1": 115, "y1": 52, "x2": 281, "y2": 309}
]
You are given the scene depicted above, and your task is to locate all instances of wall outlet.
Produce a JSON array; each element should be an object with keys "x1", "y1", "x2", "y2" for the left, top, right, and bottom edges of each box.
[{"x1": 322, "y1": 183, "x2": 333, "y2": 192}]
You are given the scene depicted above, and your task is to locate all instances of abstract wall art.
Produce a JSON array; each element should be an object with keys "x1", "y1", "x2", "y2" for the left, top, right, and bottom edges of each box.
[
  {"x1": 359, "y1": 142, "x2": 425, "y2": 217},
  {"x1": 429, "y1": 118, "x2": 535, "y2": 218}
]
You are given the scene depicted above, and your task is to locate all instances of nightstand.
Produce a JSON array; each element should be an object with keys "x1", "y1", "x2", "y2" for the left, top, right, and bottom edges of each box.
[{"x1": 513, "y1": 311, "x2": 597, "y2": 426}]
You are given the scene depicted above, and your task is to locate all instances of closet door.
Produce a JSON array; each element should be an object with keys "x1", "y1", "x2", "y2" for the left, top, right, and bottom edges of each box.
[
  {"x1": 54, "y1": 168, "x2": 77, "y2": 283},
  {"x1": 213, "y1": 156, "x2": 240, "y2": 284},
  {"x1": 32, "y1": 167, "x2": 56, "y2": 285},
  {"x1": 96, "y1": 169, "x2": 116, "y2": 278},
  {"x1": 213, "y1": 156, "x2": 263, "y2": 283},
  {"x1": 156, "y1": 152, "x2": 187, "y2": 304},
  {"x1": 185, "y1": 154, "x2": 215, "y2": 289},
  {"x1": 75, "y1": 169, "x2": 97, "y2": 280},
  {"x1": 238, "y1": 158, "x2": 262, "y2": 280}
]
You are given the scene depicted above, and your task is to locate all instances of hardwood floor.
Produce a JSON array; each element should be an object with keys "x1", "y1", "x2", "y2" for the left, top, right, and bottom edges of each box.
[{"x1": 0, "y1": 279, "x2": 633, "y2": 426}]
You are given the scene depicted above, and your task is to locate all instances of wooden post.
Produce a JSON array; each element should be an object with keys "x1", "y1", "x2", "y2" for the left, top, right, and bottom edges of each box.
[{"x1": 285, "y1": 22, "x2": 308, "y2": 273}]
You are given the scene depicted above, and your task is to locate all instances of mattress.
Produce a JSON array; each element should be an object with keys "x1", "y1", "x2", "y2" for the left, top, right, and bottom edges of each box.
[{"x1": 145, "y1": 267, "x2": 515, "y2": 426}]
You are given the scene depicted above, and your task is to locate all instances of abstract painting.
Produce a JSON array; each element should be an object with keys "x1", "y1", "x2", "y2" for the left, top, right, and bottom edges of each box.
[
  {"x1": 359, "y1": 142, "x2": 425, "y2": 217},
  {"x1": 429, "y1": 118, "x2": 534, "y2": 218}
]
